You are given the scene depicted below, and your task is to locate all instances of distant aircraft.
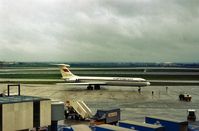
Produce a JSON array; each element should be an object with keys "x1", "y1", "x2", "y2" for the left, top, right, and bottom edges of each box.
[{"x1": 56, "y1": 64, "x2": 150, "y2": 90}]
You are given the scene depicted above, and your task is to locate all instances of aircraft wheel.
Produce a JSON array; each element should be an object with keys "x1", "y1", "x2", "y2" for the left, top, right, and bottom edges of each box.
[
  {"x1": 75, "y1": 115, "x2": 79, "y2": 120},
  {"x1": 94, "y1": 85, "x2": 101, "y2": 90},
  {"x1": 64, "y1": 110, "x2": 69, "y2": 119},
  {"x1": 87, "y1": 85, "x2": 93, "y2": 90}
]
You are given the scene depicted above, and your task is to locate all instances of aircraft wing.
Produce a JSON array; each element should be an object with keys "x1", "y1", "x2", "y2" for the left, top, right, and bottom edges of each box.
[{"x1": 56, "y1": 82, "x2": 107, "y2": 85}]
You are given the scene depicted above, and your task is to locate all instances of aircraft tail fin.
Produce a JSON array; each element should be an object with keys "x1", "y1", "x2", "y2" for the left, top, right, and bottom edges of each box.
[{"x1": 56, "y1": 64, "x2": 75, "y2": 79}]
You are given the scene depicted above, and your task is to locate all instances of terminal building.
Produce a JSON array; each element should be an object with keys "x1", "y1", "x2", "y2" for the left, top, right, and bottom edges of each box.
[{"x1": 0, "y1": 95, "x2": 51, "y2": 131}]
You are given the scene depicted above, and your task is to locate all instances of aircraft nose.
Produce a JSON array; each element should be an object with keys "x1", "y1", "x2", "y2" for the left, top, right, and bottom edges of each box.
[{"x1": 147, "y1": 82, "x2": 150, "y2": 86}]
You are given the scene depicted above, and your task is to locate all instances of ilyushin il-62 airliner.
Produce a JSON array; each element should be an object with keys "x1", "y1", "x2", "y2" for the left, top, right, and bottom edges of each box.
[{"x1": 57, "y1": 64, "x2": 150, "y2": 90}]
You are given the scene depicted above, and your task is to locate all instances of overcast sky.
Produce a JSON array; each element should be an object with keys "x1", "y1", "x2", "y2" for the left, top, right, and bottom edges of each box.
[{"x1": 0, "y1": 0, "x2": 199, "y2": 62}]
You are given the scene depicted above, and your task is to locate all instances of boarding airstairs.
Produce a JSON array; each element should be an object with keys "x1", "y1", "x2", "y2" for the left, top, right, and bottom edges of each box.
[{"x1": 65, "y1": 100, "x2": 92, "y2": 120}]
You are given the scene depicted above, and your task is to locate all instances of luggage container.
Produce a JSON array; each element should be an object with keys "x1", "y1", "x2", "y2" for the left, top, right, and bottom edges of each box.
[
  {"x1": 51, "y1": 101, "x2": 65, "y2": 131},
  {"x1": 63, "y1": 127, "x2": 73, "y2": 131},
  {"x1": 188, "y1": 121, "x2": 199, "y2": 131},
  {"x1": 63, "y1": 125, "x2": 91, "y2": 131},
  {"x1": 94, "y1": 124, "x2": 136, "y2": 131},
  {"x1": 51, "y1": 101, "x2": 65, "y2": 121},
  {"x1": 119, "y1": 120, "x2": 164, "y2": 131},
  {"x1": 145, "y1": 116, "x2": 188, "y2": 131}
]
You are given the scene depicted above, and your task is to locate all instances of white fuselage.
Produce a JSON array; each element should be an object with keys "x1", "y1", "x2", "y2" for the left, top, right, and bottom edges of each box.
[{"x1": 66, "y1": 76, "x2": 150, "y2": 87}]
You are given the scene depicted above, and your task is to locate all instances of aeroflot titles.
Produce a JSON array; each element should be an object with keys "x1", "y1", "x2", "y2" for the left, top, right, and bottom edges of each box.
[{"x1": 113, "y1": 78, "x2": 138, "y2": 81}]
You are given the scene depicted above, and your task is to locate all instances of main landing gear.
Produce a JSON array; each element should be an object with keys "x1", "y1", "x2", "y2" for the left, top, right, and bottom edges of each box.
[
  {"x1": 138, "y1": 87, "x2": 141, "y2": 94},
  {"x1": 87, "y1": 85, "x2": 101, "y2": 90}
]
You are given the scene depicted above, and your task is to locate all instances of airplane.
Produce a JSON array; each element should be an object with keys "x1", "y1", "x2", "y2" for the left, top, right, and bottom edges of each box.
[{"x1": 56, "y1": 64, "x2": 150, "y2": 90}]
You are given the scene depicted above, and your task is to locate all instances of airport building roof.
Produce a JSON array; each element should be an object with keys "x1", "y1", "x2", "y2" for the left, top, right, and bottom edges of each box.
[{"x1": 0, "y1": 95, "x2": 50, "y2": 104}]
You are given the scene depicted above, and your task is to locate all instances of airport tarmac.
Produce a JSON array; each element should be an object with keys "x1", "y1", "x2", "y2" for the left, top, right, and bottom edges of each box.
[{"x1": 1, "y1": 84, "x2": 199, "y2": 124}]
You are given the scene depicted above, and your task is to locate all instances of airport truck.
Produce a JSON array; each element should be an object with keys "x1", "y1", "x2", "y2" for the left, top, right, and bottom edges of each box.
[
  {"x1": 179, "y1": 93, "x2": 192, "y2": 102},
  {"x1": 91, "y1": 108, "x2": 121, "y2": 125}
]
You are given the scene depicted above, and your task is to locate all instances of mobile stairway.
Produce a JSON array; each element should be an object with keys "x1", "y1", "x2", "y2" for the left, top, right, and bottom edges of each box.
[{"x1": 64, "y1": 100, "x2": 92, "y2": 120}]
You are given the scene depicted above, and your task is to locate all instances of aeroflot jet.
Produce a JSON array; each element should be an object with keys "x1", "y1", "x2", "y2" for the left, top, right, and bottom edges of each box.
[{"x1": 57, "y1": 64, "x2": 150, "y2": 90}]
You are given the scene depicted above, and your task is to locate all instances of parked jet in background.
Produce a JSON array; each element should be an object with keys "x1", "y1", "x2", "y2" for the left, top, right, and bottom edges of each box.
[{"x1": 57, "y1": 64, "x2": 150, "y2": 90}]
